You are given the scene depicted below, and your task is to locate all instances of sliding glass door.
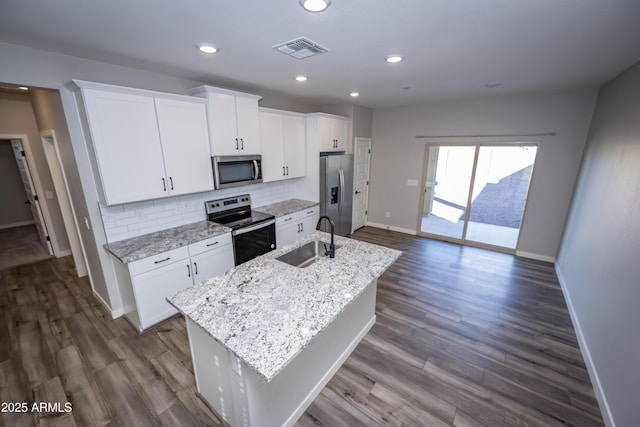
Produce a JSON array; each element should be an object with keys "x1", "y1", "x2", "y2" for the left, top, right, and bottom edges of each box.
[{"x1": 419, "y1": 144, "x2": 537, "y2": 251}]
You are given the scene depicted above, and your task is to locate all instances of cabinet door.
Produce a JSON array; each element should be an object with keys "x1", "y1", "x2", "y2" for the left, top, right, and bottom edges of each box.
[
  {"x1": 208, "y1": 92, "x2": 239, "y2": 155},
  {"x1": 155, "y1": 98, "x2": 214, "y2": 195},
  {"x1": 299, "y1": 208, "x2": 320, "y2": 240},
  {"x1": 259, "y1": 111, "x2": 285, "y2": 182},
  {"x1": 332, "y1": 118, "x2": 349, "y2": 151},
  {"x1": 133, "y1": 260, "x2": 192, "y2": 329},
  {"x1": 318, "y1": 116, "x2": 336, "y2": 152},
  {"x1": 276, "y1": 214, "x2": 299, "y2": 249},
  {"x1": 82, "y1": 89, "x2": 167, "y2": 205},
  {"x1": 191, "y1": 244, "x2": 234, "y2": 283},
  {"x1": 235, "y1": 96, "x2": 261, "y2": 154},
  {"x1": 283, "y1": 115, "x2": 306, "y2": 179}
]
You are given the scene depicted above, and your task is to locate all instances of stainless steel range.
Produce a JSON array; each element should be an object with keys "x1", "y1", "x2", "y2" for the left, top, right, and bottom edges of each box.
[{"x1": 205, "y1": 194, "x2": 276, "y2": 265}]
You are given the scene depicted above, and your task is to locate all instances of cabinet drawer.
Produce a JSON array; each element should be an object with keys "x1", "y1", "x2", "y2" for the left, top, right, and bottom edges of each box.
[
  {"x1": 299, "y1": 205, "x2": 319, "y2": 218},
  {"x1": 277, "y1": 213, "x2": 298, "y2": 227},
  {"x1": 129, "y1": 246, "x2": 190, "y2": 276},
  {"x1": 189, "y1": 232, "x2": 232, "y2": 257}
]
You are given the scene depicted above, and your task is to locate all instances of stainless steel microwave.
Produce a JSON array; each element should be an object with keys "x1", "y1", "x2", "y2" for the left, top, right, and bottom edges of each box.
[{"x1": 212, "y1": 155, "x2": 262, "y2": 189}]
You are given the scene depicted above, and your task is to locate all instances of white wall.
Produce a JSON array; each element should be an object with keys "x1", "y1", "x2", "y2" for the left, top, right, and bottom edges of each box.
[
  {"x1": 556, "y1": 62, "x2": 640, "y2": 427},
  {"x1": 370, "y1": 89, "x2": 598, "y2": 260},
  {"x1": 0, "y1": 92, "x2": 70, "y2": 249}
]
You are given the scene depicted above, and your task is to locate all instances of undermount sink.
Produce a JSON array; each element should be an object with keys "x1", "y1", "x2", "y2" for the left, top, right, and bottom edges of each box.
[{"x1": 276, "y1": 240, "x2": 340, "y2": 268}]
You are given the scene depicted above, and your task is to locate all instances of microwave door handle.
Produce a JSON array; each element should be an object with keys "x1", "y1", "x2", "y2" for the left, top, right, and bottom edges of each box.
[{"x1": 253, "y1": 160, "x2": 259, "y2": 180}]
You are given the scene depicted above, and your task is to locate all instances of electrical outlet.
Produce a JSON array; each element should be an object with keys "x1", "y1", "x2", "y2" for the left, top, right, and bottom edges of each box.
[{"x1": 385, "y1": 212, "x2": 390, "y2": 218}]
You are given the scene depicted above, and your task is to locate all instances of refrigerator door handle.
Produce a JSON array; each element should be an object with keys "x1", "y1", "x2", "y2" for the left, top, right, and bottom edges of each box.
[{"x1": 339, "y1": 169, "x2": 345, "y2": 213}]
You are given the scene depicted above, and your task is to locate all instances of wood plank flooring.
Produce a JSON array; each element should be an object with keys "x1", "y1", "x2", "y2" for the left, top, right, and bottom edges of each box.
[
  {"x1": 0, "y1": 225, "x2": 52, "y2": 271},
  {"x1": 0, "y1": 227, "x2": 603, "y2": 426}
]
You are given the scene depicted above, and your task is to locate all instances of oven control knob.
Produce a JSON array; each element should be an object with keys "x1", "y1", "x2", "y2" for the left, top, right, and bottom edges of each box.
[{"x1": 270, "y1": 244, "x2": 275, "y2": 249}]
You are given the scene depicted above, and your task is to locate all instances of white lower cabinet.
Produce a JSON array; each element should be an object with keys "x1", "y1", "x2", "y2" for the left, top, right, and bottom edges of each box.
[
  {"x1": 276, "y1": 206, "x2": 320, "y2": 248},
  {"x1": 189, "y1": 233, "x2": 235, "y2": 283},
  {"x1": 115, "y1": 233, "x2": 233, "y2": 332},
  {"x1": 134, "y1": 254, "x2": 193, "y2": 330}
]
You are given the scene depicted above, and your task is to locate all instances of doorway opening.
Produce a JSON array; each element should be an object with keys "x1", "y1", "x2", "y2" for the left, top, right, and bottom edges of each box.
[
  {"x1": 418, "y1": 143, "x2": 538, "y2": 251},
  {"x1": 0, "y1": 138, "x2": 54, "y2": 270}
]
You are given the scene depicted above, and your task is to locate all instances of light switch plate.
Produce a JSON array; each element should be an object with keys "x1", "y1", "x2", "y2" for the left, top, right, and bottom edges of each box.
[{"x1": 407, "y1": 179, "x2": 418, "y2": 187}]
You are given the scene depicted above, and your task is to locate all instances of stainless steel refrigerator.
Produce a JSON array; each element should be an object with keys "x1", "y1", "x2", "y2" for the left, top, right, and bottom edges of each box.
[{"x1": 320, "y1": 154, "x2": 354, "y2": 236}]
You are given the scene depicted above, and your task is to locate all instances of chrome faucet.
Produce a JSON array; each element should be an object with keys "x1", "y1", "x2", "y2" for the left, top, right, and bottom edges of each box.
[{"x1": 315, "y1": 215, "x2": 336, "y2": 258}]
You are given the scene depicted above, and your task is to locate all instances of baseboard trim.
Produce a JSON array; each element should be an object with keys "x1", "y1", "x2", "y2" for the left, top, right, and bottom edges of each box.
[
  {"x1": 366, "y1": 221, "x2": 416, "y2": 235},
  {"x1": 92, "y1": 290, "x2": 123, "y2": 319},
  {"x1": 55, "y1": 249, "x2": 73, "y2": 258},
  {"x1": 0, "y1": 220, "x2": 36, "y2": 230},
  {"x1": 515, "y1": 250, "x2": 555, "y2": 263},
  {"x1": 555, "y1": 266, "x2": 615, "y2": 427}
]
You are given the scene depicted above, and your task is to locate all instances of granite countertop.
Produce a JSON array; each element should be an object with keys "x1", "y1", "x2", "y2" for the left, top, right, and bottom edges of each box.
[
  {"x1": 255, "y1": 199, "x2": 319, "y2": 218},
  {"x1": 167, "y1": 231, "x2": 401, "y2": 383},
  {"x1": 105, "y1": 221, "x2": 231, "y2": 263}
]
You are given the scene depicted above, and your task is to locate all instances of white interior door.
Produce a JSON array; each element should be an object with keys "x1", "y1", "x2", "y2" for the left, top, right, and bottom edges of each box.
[
  {"x1": 11, "y1": 139, "x2": 53, "y2": 255},
  {"x1": 42, "y1": 131, "x2": 88, "y2": 276},
  {"x1": 352, "y1": 137, "x2": 371, "y2": 231}
]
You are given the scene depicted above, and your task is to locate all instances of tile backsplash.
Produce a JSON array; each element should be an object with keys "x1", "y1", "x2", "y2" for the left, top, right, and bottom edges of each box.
[{"x1": 100, "y1": 179, "x2": 302, "y2": 242}]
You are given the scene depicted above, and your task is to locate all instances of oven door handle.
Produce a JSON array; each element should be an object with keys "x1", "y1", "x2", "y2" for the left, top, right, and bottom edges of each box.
[{"x1": 232, "y1": 219, "x2": 276, "y2": 236}]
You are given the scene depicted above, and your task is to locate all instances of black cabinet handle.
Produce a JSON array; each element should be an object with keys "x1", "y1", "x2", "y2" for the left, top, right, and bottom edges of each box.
[
  {"x1": 300, "y1": 222, "x2": 303, "y2": 232},
  {"x1": 162, "y1": 177, "x2": 167, "y2": 191},
  {"x1": 283, "y1": 166, "x2": 286, "y2": 176},
  {"x1": 286, "y1": 166, "x2": 289, "y2": 175},
  {"x1": 235, "y1": 138, "x2": 239, "y2": 150},
  {"x1": 194, "y1": 262, "x2": 198, "y2": 275},
  {"x1": 187, "y1": 264, "x2": 191, "y2": 277},
  {"x1": 154, "y1": 257, "x2": 171, "y2": 264},
  {"x1": 169, "y1": 177, "x2": 174, "y2": 190},
  {"x1": 241, "y1": 138, "x2": 244, "y2": 150},
  {"x1": 206, "y1": 241, "x2": 219, "y2": 247}
]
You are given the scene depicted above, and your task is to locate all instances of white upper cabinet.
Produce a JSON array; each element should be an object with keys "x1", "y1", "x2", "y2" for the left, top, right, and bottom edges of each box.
[
  {"x1": 79, "y1": 88, "x2": 169, "y2": 205},
  {"x1": 189, "y1": 86, "x2": 262, "y2": 156},
  {"x1": 307, "y1": 113, "x2": 350, "y2": 153},
  {"x1": 155, "y1": 98, "x2": 214, "y2": 196},
  {"x1": 74, "y1": 80, "x2": 214, "y2": 206},
  {"x1": 283, "y1": 114, "x2": 306, "y2": 178},
  {"x1": 260, "y1": 108, "x2": 306, "y2": 182}
]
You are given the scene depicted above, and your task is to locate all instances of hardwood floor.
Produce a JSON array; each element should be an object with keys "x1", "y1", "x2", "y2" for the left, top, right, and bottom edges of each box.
[
  {"x1": 0, "y1": 227, "x2": 603, "y2": 426},
  {"x1": 0, "y1": 225, "x2": 52, "y2": 272}
]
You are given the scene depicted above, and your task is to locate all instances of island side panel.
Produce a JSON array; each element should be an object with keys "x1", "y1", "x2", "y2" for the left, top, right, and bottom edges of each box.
[
  {"x1": 239, "y1": 280, "x2": 378, "y2": 427},
  {"x1": 186, "y1": 319, "x2": 236, "y2": 425}
]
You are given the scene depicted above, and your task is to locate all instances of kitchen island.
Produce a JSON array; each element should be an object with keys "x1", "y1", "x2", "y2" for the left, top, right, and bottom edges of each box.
[{"x1": 168, "y1": 231, "x2": 401, "y2": 427}]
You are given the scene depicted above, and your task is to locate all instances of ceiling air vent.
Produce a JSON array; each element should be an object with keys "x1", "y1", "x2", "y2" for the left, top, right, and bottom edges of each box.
[{"x1": 273, "y1": 37, "x2": 329, "y2": 59}]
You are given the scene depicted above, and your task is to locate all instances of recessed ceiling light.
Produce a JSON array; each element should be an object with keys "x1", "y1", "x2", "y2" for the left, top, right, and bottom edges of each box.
[
  {"x1": 197, "y1": 44, "x2": 218, "y2": 54},
  {"x1": 295, "y1": 75, "x2": 308, "y2": 82},
  {"x1": 386, "y1": 55, "x2": 403, "y2": 63},
  {"x1": 350, "y1": 92, "x2": 360, "y2": 97},
  {"x1": 299, "y1": 0, "x2": 331, "y2": 12},
  {"x1": 484, "y1": 81, "x2": 502, "y2": 88}
]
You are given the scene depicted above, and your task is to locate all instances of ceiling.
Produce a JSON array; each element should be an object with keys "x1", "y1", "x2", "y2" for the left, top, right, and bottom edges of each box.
[{"x1": 2, "y1": 0, "x2": 640, "y2": 108}]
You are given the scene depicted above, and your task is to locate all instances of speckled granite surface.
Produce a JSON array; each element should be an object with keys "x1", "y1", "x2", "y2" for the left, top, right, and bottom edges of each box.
[
  {"x1": 167, "y1": 231, "x2": 401, "y2": 383},
  {"x1": 255, "y1": 199, "x2": 318, "y2": 218},
  {"x1": 105, "y1": 221, "x2": 231, "y2": 263}
]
